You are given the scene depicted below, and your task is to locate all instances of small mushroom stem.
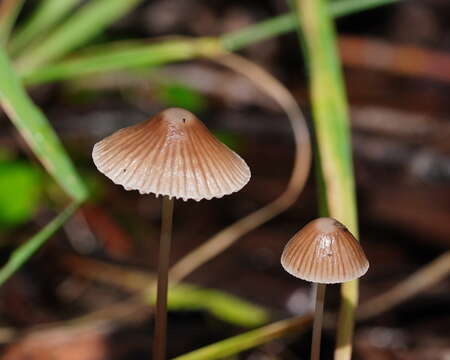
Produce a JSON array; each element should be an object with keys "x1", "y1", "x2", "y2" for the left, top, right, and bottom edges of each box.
[
  {"x1": 153, "y1": 196, "x2": 175, "y2": 360},
  {"x1": 311, "y1": 283, "x2": 326, "y2": 360}
]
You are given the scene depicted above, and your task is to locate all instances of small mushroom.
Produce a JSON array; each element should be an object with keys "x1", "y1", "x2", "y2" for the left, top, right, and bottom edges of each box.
[
  {"x1": 92, "y1": 107, "x2": 250, "y2": 360},
  {"x1": 281, "y1": 217, "x2": 369, "y2": 360},
  {"x1": 92, "y1": 107, "x2": 250, "y2": 201}
]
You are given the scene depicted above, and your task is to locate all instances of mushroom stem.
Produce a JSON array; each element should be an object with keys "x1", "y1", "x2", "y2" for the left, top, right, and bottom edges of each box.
[
  {"x1": 153, "y1": 196, "x2": 175, "y2": 360},
  {"x1": 311, "y1": 283, "x2": 326, "y2": 360}
]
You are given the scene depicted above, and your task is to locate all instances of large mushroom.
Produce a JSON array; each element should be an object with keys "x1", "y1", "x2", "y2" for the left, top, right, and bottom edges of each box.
[
  {"x1": 281, "y1": 217, "x2": 369, "y2": 360},
  {"x1": 92, "y1": 107, "x2": 251, "y2": 359}
]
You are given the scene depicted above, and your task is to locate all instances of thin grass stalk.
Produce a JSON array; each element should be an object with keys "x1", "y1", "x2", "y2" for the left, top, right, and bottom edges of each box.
[
  {"x1": 293, "y1": 0, "x2": 359, "y2": 359},
  {"x1": 22, "y1": 38, "x2": 218, "y2": 85},
  {"x1": 0, "y1": 202, "x2": 80, "y2": 286},
  {"x1": 222, "y1": 0, "x2": 399, "y2": 51},
  {"x1": 172, "y1": 314, "x2": 313, "y2": 360},
  {"x1": 357, "y1": 250, "x2": 450, "y2": 320}
]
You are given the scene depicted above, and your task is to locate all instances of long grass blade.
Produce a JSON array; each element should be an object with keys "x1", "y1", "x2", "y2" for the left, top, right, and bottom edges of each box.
[
  {"x1": 14, "y1": 0, "x2": 144, "y2": 75},
  {"x1": 0, "y1": 47, "x2": 87, "y2": 202},
  {"x1": 159, "y1": 284, "x2": 269, "y2": 328},
  {"x1": 292, "y1": 0, "x2": 360, "y2": 359},
  {"x1": 9, "y1": 0, "x2": 82, "y2": 56},
  {"x1": 172, "y1": 315, "x2": 312, "y2": 360},
  {"x1": 358, "y1": 251, "x2": 450, "y2": 320},
  {"x1": 222, "y1": 0, "x2": 399, "y2": 51},
  {"x1": 23, "y1": 38, "x2": 216, "y2": 85},
  {"x1": 0, "y1": 202, "x2": 79, "y2": 287}
]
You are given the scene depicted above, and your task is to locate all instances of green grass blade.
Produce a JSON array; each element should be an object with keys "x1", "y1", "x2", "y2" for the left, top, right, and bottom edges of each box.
[
  {"x1": 172, "y1": 315, "x2": 312, "y2": 360},
  {"x1": 23, "y1": 39, "x2": 213, "y2": 85},
  {"x1": 0, "y1": 0, "x2": 24, "y2": 45},
  {"x1": 9, "y1": 0, "x2": 82, "y2": 56},
  {"x1": 330, "y1": 0, "x2": 398, "y2": 15},
  {"x1": 149, "y1": 284, "x2": 269, "y2": 328},
  {"x1": 222, "y1": 0, "x2": 399, "y2": 51},
  {"x1": 14, "y1": 0, "x2": 144, "y2": 75},
  {"x1": 0, "y1": 47, "x2": 87, "y2": 202},
  {"x1": 0, "y1": 202, "x2": 79, "y2": 287},
  {"x1": 221, "y1": 13, "x2": 294, "y2": 52},
  {"x1": 293, "y1": 0, "x2": 359, "y2": 359}
]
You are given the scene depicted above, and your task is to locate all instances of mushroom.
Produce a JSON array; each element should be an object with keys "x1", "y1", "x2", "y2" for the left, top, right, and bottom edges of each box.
[
  {"x1": 92, "y1": 107, "x2": 251, "y2": 360},
  {"x1": 281, "y1": 217, "x2": 369, "y2": 360}
]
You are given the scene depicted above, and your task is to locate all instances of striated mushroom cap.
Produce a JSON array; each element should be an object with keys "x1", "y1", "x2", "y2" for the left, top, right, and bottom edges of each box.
[
  {"x1": 92, "y1": 108, "x2": 250, "y2": 201},
  {"x1": 281, "y1": 217, "x2": 369, "y2": 284}
]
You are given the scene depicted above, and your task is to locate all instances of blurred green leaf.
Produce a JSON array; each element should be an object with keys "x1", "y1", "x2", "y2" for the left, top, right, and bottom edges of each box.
[
  {"x1": 156, "y1": 82, "x2": 207, "y2": 113},
  {"x1": 0, "y1": 47, "x2": 87, "y2": 202},
  {"x1": 0, "y1": 161, "x2": 42, "y2": 228},
  {"x1": 9, "y1": 0, "x2": 82, "y2": 56},
  {"x1": 213, "y1": 131, "x2": 244, "y2": 153},
  {"x1": 149, "y1": 284, "x2": 269, "y2": 328}
]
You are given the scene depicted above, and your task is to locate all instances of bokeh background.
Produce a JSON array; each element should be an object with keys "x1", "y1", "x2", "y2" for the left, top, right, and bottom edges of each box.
[{"x1": 0, "y1": 0, "x2": 449, "y2": 359}]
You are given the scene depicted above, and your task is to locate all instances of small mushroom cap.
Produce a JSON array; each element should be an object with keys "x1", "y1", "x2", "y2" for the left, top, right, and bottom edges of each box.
[
  {"x1": 281, "y1": 217, "x2": 369, "y2": 284},
  {"x1": 92, "y1": 108, "x2": 250, "y2": 201}
]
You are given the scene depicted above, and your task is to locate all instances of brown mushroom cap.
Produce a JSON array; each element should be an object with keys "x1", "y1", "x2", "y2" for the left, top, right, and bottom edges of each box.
[
  {"x1": 281, "y1": 217, "x2": 369, "y2": 284},
  {"x1": 92, "y1": 108, "x2": 251, "y2": 201}
]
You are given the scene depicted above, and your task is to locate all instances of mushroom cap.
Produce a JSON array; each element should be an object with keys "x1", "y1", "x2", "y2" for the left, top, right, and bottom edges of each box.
[
  {"x1": 281, "y1": 217, "x2": 369, "y2": 284},
  {"x1": 92, "y1": 108, "x2": 250, "y2": 201}
]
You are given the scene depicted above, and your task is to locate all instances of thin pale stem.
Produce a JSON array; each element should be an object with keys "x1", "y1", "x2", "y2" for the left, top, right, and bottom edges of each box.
[
  {"x1": 311, "y1": 283, "x2": 326, "y2": 360},
  {"x1": 153, "y1": 196, "x2": 175, "y2": 360}
]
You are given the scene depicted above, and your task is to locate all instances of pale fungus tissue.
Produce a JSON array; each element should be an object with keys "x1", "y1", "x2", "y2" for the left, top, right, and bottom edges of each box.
[
  {"x1": 281, "y1": 217, "x2": 369, "y2": 360},
  {"x1": 281, "y1": 217, "x2": 369, "y2": 284},
  {"x1": 92, "y1": 107, "x2": 251, "y2": 360}
]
